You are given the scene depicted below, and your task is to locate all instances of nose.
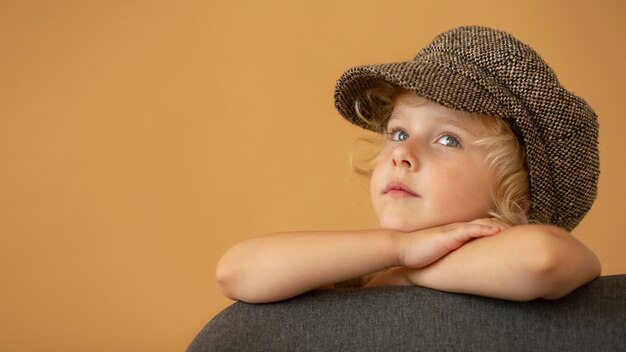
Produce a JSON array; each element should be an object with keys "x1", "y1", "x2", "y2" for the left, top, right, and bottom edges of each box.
[{"x1": 391, "y1": 142, "x2": 418, "y2": 171}]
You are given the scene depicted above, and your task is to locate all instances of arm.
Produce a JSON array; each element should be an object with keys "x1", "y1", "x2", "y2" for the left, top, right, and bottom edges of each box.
[
  {"x1": 216, "y1": 222, "x2": 502, "y2": 303},
  {"x1": 368, "y1": 224, "x2": 601, "y2": 301},
  {"x1": 216, "y1": 229, "x2": 397, "y2": 303}
]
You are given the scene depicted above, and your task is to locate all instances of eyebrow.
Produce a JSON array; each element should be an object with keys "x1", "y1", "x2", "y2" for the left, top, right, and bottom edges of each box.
[{"x1": 388, "y1": 114, "x2": 482, "y2": 137}]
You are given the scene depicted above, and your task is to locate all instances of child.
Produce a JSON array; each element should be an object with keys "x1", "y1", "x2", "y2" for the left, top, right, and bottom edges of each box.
[{"x1": 216, "y1": 26, "x2": 601, "y2": 303}]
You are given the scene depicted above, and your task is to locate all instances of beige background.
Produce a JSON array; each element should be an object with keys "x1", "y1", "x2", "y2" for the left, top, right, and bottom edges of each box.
[{"x1": 1, "y1": 0, "x2": 624, "y2": 350}]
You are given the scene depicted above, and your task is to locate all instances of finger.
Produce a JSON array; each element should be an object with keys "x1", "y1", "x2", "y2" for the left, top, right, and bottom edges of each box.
[
  {"x1": 450, "y1": 223, "x2": 501, "y2": 243},
  {"x1": 470, "y1": 217, "x2": 509, "y2": 231}
]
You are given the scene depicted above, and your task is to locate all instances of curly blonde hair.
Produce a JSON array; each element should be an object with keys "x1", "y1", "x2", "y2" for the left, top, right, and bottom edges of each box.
[{"x1": 351, "y1": 80, "x2": 530, "y2": 226}]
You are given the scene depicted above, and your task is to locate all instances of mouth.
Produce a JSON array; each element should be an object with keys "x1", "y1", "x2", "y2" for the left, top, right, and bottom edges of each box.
[{"x1": 383, "y1": 181, "x2": 419, "y2": 198}]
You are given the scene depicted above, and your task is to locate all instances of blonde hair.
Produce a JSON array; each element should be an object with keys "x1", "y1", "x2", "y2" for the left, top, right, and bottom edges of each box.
[{"x1": 352, "y1": 80, "x2": 530, "y2": 226}]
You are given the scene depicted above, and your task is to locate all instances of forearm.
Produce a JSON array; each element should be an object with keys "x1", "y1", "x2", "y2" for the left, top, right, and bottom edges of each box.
[
  {"x1": 216, "y1": 229, "x2": 400, "y2": 303},
  {"x1": 406, "y1": 224, "x2": 601, "y2": 301}
]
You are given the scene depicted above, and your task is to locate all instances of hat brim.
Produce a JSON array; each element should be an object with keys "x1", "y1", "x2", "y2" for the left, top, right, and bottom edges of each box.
[{"x1": 334, "y1": 51, "x2": 516, "y2": 132}]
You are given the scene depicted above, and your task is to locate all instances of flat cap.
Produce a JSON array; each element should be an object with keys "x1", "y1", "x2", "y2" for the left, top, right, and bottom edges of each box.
[{"x1": 334, "y1": 26, "x2": 599, "y2": 230}]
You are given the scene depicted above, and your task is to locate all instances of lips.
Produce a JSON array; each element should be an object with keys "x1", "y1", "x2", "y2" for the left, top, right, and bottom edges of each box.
[{"x1": 383, "y1": 181, "x2": 419, "y2": 197}]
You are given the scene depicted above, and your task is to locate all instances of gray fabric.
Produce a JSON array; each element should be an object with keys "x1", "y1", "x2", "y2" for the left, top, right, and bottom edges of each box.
[{"x1": 187, "y1": 275, "x2": 626, "y2": 351}]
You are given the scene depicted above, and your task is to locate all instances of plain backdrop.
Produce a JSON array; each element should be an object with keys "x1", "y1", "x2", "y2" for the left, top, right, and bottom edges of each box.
[{"x1": 1, "y1": 0, "x2": 625, "y2": 351}]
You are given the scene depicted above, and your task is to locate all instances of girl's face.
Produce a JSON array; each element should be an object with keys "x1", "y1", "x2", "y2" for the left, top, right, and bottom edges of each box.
[{"x1": 370, "y1": 94, "x2": 495, "y2": 232}]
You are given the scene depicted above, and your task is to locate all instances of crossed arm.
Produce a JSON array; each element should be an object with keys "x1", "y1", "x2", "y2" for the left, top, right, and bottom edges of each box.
[{"x1": 216, "y1": 220, "x2": 601, "y2": 303}]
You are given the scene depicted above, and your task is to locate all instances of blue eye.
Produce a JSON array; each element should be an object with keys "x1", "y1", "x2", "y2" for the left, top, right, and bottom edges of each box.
[
  {"x1": 388, "y1": 130, "x2": 409, "y2": 141},
  {"x1": 437, "y1": 134, "x2": 461, "y2": 147}
]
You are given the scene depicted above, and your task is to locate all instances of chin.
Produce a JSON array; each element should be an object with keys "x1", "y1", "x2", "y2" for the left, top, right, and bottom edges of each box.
[
  {"x1": 378, "y1": 217, "x2": 428, "y2": 233},
  {"x1": 378, "y1": 212, "x2": 457, "y2": 232}
]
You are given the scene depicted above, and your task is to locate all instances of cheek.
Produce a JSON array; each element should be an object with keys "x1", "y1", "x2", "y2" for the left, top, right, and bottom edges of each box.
[
  {"x1": 430, "y1": 174, "x2": 468, "y2": 203},
  {"x1": 369, "y1": 157, "x2": 386, "y2": 192},
  {"x1": 429, "y1": 167, "x2": 493, "y2": 211},
  {"x1": 369, "y1": 159, "x2": 391, "y2": 214},
  {"x1": 369, "y1": 168, "x2": 382, "y2": 206}
]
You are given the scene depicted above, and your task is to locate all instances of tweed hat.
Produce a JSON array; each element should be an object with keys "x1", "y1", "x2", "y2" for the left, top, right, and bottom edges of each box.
[{"x1": 334, "y1": 26, "x2": 599, "y2": 231}]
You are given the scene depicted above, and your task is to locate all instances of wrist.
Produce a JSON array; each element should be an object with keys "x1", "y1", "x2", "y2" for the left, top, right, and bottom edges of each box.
[{"x1": 386, "y1": 229, "x2": 404, "y2": 267}]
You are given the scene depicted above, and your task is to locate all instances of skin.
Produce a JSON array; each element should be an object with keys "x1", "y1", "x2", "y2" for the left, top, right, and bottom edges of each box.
[
  {"x1": 370, "y1": 94, "x2": 495, "y2": 232},
  {"x1": 215, "y1": 94, "x2": 601, "y2": 304}
]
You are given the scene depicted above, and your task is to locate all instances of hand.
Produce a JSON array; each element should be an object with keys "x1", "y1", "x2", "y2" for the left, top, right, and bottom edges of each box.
[{"x1": 398, "y1": 218, "x2": 507, "y2": 269}]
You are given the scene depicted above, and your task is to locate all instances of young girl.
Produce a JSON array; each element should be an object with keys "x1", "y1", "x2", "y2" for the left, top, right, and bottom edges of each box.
[{"x1": 216, "y1": 26, "x2": 601, "y2": 304}]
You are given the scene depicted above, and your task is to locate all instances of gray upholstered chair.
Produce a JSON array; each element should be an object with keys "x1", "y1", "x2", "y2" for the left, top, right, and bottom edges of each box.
[{"x1": 187, "y1": 275, "x2": 625, "y2": 351}]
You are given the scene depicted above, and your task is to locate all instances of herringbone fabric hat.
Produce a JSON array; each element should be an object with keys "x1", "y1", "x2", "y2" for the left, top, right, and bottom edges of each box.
[{"x1": 334, "y1": 26, "x2": 599, "y2": 231}]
